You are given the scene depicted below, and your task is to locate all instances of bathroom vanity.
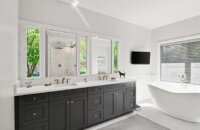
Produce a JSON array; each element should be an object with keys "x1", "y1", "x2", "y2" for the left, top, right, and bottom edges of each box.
[{"x1": 15, "y1": 80, "x2": 136, "y2": 130}]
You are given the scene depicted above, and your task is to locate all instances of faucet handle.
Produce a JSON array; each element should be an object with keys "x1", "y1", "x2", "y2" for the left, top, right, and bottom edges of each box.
[
  {"x1": 66, "y1": 78, "x2": 71, "y2": 84},
  {"x1": 25, "y1": 80, "x2": 32, "y2": 88},
  {"x1": 84, "y1": 76, "x2": 87, "y2": 82}
]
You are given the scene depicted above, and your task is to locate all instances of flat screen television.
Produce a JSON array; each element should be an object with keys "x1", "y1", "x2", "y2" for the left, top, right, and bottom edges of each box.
[{"x1": 131, "y1": 51, "x2": 150, "y2": 64}]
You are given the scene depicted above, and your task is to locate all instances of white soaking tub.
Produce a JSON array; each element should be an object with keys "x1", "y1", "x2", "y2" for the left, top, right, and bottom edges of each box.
[{"x1": 148, "y1": 82, "x2": 200, "y2": 122}]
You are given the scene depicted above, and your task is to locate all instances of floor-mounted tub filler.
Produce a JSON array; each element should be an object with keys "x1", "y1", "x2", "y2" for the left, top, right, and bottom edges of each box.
[{"x1": 148, "y1": 82, "x2": 200, "y2": 123}]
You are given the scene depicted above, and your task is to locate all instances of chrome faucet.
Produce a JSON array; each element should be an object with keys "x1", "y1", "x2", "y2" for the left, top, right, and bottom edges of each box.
[
  {"x1": 54, "y1": 79, "x2": 59, "y2": 84},
  {"x1": 62, "y1": 77, "x2": 65, "y2": 84},
  {"x1": 84, "y1": 76, "x2": 87, "y2": 82},
  {"x1": 103, "y1": 74, "x2": 109, "y2": 80}
]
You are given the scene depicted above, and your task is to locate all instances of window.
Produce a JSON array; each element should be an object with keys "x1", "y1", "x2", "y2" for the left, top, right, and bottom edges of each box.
[
  {"x1": 27, "y1": 28, "x2": 40, "y2": 77},
  {"x1": 80, "y1": 36, "x2": 88, "y2": 75},
  {"x1": 160, "y1": 39, "x2": 200, "y2": 84},
  {"x1": 113, "y1": 41, "x2": 119, "y2": 73}
]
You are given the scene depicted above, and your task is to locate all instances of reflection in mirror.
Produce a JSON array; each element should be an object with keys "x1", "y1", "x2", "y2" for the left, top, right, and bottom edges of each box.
[
  {"x1": 46, "y1": 31, "x2": 77, "y2": 77},
  {"x1": 91, "y1": 37, "x2": 112, "y2": 75}
]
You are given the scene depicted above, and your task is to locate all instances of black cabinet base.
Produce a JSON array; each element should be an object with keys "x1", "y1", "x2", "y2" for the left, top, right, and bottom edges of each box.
[{"x1": 15, "y1": 82, "x2": 136, "y2": 130}]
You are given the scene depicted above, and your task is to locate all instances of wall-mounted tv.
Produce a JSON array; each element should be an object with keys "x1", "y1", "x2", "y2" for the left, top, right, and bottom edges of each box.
[{"x1": 131, "y1": 51, "x2": 150, "y2": 64}]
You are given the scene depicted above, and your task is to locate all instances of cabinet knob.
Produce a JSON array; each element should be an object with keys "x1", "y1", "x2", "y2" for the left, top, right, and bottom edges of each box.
[
  {"x1": 130, "y1": 104, "x2": 133, "y2": 107},
  {"x1": 32, "y1": 97, "x2": 37, "y2": 100},
  {"x1": 67, "y1": 101, "x2": 70, "y2": 104},
  {"x1": 94, "y1": 114, "x2": 98, "y2": 119},
  {"x1": 71, "y1": 100, "x2": 74, "y2": 104},
  {"x1": 33, "y1": 113, "x2": 37, "y2": 116},
  {"x1": 116, "y1": 92, "x2": 118, "y2": 95},
  {"x1": 94, "y1": 100, "x2": 98, "y2": 104},
  {"x1": 131, "y1": 92, "x2": 133, "y2": 96}
]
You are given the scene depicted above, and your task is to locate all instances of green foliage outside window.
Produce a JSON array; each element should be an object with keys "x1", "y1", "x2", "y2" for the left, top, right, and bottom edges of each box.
[
  {"x1": 114, "y1": 41, "x2": 119, "y2": 73},
  {"x1": 80, "y1": 37, "x2": 87, "y2": 75},
  {"x1": 27, "y1": 28, "x2": 40, "y2": 77}
]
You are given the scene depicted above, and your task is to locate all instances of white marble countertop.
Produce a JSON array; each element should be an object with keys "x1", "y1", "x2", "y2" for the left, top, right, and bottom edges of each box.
[{"x1": 15, "y1": 79, "x2": 136, "y2": 96}]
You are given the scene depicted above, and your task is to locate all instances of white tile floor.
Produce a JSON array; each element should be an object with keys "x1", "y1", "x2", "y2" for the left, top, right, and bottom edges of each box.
[{"x1": 85, "y1": 101, "x2": 200, "y2": 130}]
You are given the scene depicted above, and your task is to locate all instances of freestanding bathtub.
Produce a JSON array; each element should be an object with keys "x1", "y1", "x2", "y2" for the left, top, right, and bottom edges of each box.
[{"x1": 148, "y1": 82, "x2": 200, "y2": 122}]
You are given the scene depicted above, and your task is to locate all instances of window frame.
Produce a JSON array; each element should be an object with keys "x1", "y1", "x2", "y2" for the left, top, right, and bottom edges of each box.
[
  {"x1": 79, "y1": 36, "x2": 89, "y2": 76},
  {"x1": 26, "y1": 27, "x2": 41, "y2": 78},
  {"x1": 157, "y1": 35, "x2": 200, "y2": 83}
]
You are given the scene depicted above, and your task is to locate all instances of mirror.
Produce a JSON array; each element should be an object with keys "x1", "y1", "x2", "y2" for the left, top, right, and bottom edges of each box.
[
  {"x1": 91, "y1": 37, "x2": 112, "y2": 75},
  {"x1": 46, "y1": 30, "x2": 77, "y2": 77}
]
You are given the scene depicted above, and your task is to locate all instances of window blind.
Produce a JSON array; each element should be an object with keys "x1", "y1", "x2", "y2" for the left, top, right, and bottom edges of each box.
[{"x1": 160, "y1": 39, "x2": 200, "y2": 84}]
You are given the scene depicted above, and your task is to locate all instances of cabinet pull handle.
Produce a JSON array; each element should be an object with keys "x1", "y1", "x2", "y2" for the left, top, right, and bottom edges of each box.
[
  {"x1": 71, "y1": 100, "x2": 74, "y2": 104},
  {"x1": 33, "y1": 113, "x2": 37, "y2": 116},
  {"x1": 32, "y1": 97, "x2": 37, "y2": 100}
]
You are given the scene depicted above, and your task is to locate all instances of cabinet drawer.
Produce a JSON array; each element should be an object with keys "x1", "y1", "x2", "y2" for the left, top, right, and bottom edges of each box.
[
  {"x1": 126, "y1": 88, "x2": 136, "y2": 97},
  {"x1": 20, "y1": 122, "x2": 48, "y2": 130},
  {"x1": 125, "y1": 99, "x2": 135, "y2": 112},
  {"x1": 88, "y1": 86, "x2": 103, "y2": 95},
  {"x1": 19, "y1": 103, "x2": 48, "y2": 127},
  {"x1": 104, "y1": 84, "x2": 125, "y2": 92},
  {"x1": 125, "y1": 82, "x2": 136, "y2": 88},
  {"x1": 88, "y1": 94, "x2": 103, "y2": 109},
  {"x1": 88, "y1": 108, "x2": 103, "y2": 125},
  {"x1": 18, "y1": 94, "x2": 48, "y2": 106},
  {"x1": 49, "y1": 88, "x2": 87, "y2": 101}
]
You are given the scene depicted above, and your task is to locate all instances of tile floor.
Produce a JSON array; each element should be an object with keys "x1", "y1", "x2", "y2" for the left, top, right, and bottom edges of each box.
[{"x1": 86, "y1": 101, "x2": 200, "y2": 130}]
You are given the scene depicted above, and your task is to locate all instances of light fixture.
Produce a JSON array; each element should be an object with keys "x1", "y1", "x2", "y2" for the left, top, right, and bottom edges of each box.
[{"x1": 71, "y1": 0, "x2": 79, "y2": 6}]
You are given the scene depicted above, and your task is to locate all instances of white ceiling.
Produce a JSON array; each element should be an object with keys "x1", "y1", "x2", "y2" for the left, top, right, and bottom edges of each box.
[{"x1": 62, "y1": 0, "x2": 200, "y2": 29}]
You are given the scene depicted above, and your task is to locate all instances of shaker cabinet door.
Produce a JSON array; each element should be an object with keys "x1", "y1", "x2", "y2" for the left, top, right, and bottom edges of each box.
[
  {"x1": 69, "y1": 96, "x2": 87, "y2": 130},
  {"x1": 115, "y1": 90, "x2": 125, "y2": 116},
  {"x1": 103, "y1": 92, "x2": 115, "y2": 120},
  {"x1": 49, "y1": 100, "x2": 69, "y2": 130}
]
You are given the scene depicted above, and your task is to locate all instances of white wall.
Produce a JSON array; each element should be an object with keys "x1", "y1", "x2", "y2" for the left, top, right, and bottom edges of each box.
[
  {"x1": 0, "y1": 0, "x2": 18, "y2": 130},
  {"x1": 19, "y1": 0, "x2": 152, "y2": 102},
  {"x1": 151, "y1": 15, "x2": 200, "y2": 76}
]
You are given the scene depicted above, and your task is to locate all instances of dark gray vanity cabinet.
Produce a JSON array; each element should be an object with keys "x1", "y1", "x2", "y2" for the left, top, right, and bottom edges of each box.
[
  {"x1": 20, "y1": 123, "x2": 48, "y2": 130},
  {"x1": 125, "y1": 83, "x2": 136, "y2": 112},
  {"x1": 49, "y1": 100, "x2": 68, "y2": 130},
  {"x1": 103, "y1": 91, "x2": 115, "y2": 120},
  {"x1": 15, "y1": 82, "x2": 136, "y2": 130},
  {"x1": 49, "y1": 89, "x2": 87, "y2": 130},
  {"x1": 69, "y1": 96, "x2": 87, "y2": 130},
  {"x1": 49, "y1": 96, "x2": 87, "y2": 130},
  {"x1": 115, "y1": 89, "x2": 125, "y2": 116},
  {"x1": 103, "y1": 84, "x2": 126, "y2": 120},
  {"x1": 87, "y1": 86, "x2": 104, "y2": 126},
  {"x1": 15, "y1": 93, "x2": 49, "y2": 130}
]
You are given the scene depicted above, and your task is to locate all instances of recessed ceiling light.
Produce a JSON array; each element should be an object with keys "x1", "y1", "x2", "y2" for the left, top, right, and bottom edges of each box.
[{"x1": 71, "y1": 0, "x2": 79, "y2": 6}]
